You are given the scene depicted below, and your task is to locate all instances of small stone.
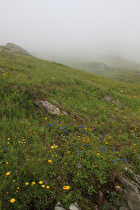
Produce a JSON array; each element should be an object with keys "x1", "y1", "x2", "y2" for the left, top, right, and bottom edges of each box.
[
  {"x1": 69, "y1": 203, "x2": 81, "y2": 210},
  {"x1": 99, "y1": 191, "x2": 104, "y2": 202},
  {"x1": 55, "y1": 202, "x2": 66, "y2": 210},
  {"x1": 0, "y1": 68, "x2": 5, "y2": 73}
]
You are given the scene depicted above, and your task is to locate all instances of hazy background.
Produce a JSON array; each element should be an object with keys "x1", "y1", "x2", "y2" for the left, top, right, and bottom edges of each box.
[{"x1": 0, "y1": 0, "x2": 140, "y2": 63}]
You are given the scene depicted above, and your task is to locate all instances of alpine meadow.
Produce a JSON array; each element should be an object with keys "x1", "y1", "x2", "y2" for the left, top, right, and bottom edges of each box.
[{"x1": 0, "y1": 44, "x2": 140, "y2": 210}]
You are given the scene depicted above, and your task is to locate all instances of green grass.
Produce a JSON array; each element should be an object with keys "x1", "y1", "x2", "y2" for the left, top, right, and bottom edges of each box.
[
  {"x1": 0, "y1": 48, "x2": 140, "y2": 209},
  {"x1": 61, "y1": 58, "x2": 140, "y2": 84}
]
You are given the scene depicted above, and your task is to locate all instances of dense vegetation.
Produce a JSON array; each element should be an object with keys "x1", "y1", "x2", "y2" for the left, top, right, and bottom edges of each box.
[{"x1": 0, "y1": 48, "x2": 140, "y2": 209}]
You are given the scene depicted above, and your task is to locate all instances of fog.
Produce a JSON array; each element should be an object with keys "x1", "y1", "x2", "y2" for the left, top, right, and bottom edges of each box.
[{"x1": 0, "y1": 0, "x2": 140, "y2": 63}]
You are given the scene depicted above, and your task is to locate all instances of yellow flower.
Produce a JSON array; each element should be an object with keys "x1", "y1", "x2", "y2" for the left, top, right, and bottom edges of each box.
[
  {"x1": 6, "y1": 171, "x2": 10, "y2": 176},
  {"x1": 117, "y1": 185, "x2": 120, "y2": 189},
  {"x1": 10, "y1": 198, "x2": 15, "y2": 203},
  {"x1": 41, "y1": 185, "x2": 45, "y2": 188},
  {"x1": 48, "y1": 160, "x2": 53, "y2": 163},
  {"x1": 46, "y1": 186, "x2": 50, "y2": 189},
  {"x1": 6, "y1": 162, "x2": 9, "y2": 165},
  {"x1": 25, "y1": 182, "x2": 29, "y2": 185},
  {"x1": 63, "y1": 186, "x2": 70, "y2": 190},
  {"x1": 96, "y1": 153, "x2": 99, "y2": 156},
  {"x1": 7, "y1": 138, "x2": 10, "y2": 140},
  {"x1": 17, "y1": 187, "x2": 19, "y2": 189},
  {"x1": 51, "y1": 145, "x2": 58, "y2": 149},
  {"x1": 39, "y1": 181, "x2": 43, "y2": 185},
  {"x1": 32, "y1": 182, "x2": 35, "y2": 185},
  {"x1": 45, "y1": 118, "x2": 47, "y2": 120}
]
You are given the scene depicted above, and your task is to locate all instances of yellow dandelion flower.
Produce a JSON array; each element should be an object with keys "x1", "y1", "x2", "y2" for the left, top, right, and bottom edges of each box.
[
  {"x1": 48, "y1": 160, "x2": 53, "y2": 163},
  {"x1": 7, "y1": 138, "x2": 10, "y2": 140},
  {"x1": 32, "y1": 182, "x2": 35, "y2": 185},
  {"x1": 6, "y1": 162, "x2": 9, "y2": 165},
  {"x1": 10, "y1": 198, "x2": 15, "y2": 203},
  {"x1": 17, "y1": 187, "x2": 19, "y2": 189},
  {"x1": 41, "y1": 185, "x2": 45, "y2": 188},
  {"x1": 46, "y1": 186, "x2": 50, "y2": 189},
  {"x1": 96, "y1": 153, "x2": 99, "y2": 156},
  {"x1": 51, "y1": 145, "x2": 58, "y2": 149},
  {"x1": 45, "y1": 118, "x2": 47, "y2": 120},
  {"x1": 39, "y1": 181, "x2": 43, "y2": 185},
  {"x1": 117, "y1": 185, "x2": 120, "y2": 189},
  {"x1": 63, "y1": 186, "x2": 70, "y2": 190},
  {"x1": 6, "y1": 171, "x2": 10, "y2": 176},
  {"x1": 25, "y1": 182, "x2": 29, "y2": 185}
]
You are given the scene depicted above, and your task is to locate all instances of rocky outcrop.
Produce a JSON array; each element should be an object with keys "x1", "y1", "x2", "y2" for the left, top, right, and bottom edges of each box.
[
  {"x1": 118, "y1": 175, "x2": 140, "y2": 210},
  {"x1": 5, "y1": 43, "x2": 30, "y2": 55}
]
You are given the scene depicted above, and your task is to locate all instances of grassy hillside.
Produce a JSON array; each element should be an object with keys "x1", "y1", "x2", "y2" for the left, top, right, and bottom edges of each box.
[
  {"x1": 58, "y1": 57, "x2": 140, "y2": 84},
  {"x1": 0, "y1": 47, "x2": 140, "y2": 209}
]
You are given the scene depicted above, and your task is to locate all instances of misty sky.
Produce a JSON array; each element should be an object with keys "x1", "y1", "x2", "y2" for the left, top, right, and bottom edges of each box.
[{"x1": 0, "y1": 0, "x2": 140, "y2": 62}]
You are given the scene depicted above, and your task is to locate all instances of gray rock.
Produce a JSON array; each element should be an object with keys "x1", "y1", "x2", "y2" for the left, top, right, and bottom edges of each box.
[
  {"x1": 103, "y1": 92, "x2": 122, "y2": 108},
  {"x1": 99, "y1": 191, "x2": 104, "y2": 202},
  {"x1": 123, "y1": 189, "x2": 140, "y2": 210},
  {"x1": 69, "y1": 203, "x2": 81, "y2": 210},
  {"x1": 117, "y1": 175, "x2": 140, "y2": 210},
  {"x1": 103, "y1": 94, "x2": 117, "y2": 105},
  {"x1": 55, "y1": 202, "x2": 66, "y2": 210},
  {"x1": 135, "y1": 174, "x2": 140, "y2": 186},
  {"x1": 0, "y1": 68, "x2": 5, "y2": 73},
  {"x1": 35, "y1": 100, "x2": 68, "y2": 115},
  {"x1": 119, "y1": 204, "x2": 129, "y2": 210},
  {"x1": 118, "y1": 176, "x2": 139, "y2": 194},
  {"x1": 104, "y1": 200, "x2": 116, "y2": 210},
  {"x1": 5, "y1": 43, "x2": 30, "y2": 55}
]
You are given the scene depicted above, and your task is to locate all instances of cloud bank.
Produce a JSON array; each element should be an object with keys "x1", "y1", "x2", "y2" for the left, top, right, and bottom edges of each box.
[{"x1": 0, "y1": 0, "x2": 140, "y2": 62}]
